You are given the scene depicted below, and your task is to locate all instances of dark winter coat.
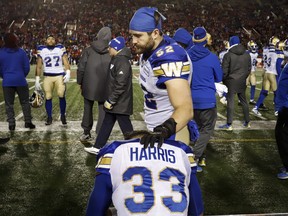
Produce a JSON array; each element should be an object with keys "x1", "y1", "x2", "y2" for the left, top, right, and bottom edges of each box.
[
  {"x1": 77, "y1": 27, "x2": 111, "y2": 101},
  {"x1": 105, "y1": 47, "x2": 133, "y2": 115},
  {"x1": 222, "y1": 44, "x2": 251, "y2": 93}
]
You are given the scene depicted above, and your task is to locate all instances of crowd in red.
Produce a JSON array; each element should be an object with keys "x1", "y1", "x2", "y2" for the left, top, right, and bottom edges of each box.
[{"x1": 1, "y1": 0, "x2": 287, "y2": 58}]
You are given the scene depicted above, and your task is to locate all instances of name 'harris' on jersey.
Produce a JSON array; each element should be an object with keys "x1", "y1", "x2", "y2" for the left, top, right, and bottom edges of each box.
[
  {"x1": 37, "y1": 44, "x2": 67, "y2": 75},
  {"x1": 96, "y1": 139, "x2": 197, "y2": 216},
  {"x1": 139, "y1": 38, "x2": 191, "y2": 130}
]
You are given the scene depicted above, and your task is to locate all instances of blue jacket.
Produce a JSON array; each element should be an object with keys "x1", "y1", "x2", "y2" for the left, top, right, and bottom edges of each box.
[
  {"x1": 275, "y1": 63, "x2": 288, "y2": 111},
  {"x1": 188, "y1": 44, "x2": 223, "y2": 109},
  {"x1": 0, "y1": 47, "x2": 30, "y2": 86}
]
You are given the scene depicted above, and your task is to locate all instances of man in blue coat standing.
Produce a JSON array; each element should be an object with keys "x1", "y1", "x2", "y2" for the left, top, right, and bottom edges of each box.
[
  {"x1": 187, "y1": 27, "x2": 223, "y2": 170},
  {"x1": 0, "y1": 33, "x2": 35, "y2": 131},
  {"x1": 274, "y1": 41, "x2": 288, "y2": 180}
]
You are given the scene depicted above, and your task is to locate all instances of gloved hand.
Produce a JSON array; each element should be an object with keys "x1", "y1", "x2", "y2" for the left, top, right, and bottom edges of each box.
[
  {"x1": 35, "y1": 76, "x2": 42, "y2": 90},
  {"x1": 104, "y1": 99, "x2": 115, "y2": 110},
  {"x1": 140, "y1": 118, "x2": 177, "y2": 148},
  {"x1": 63, "y1": 70, "x2": 71, "y2": 83},
  {"x1": 188, "y1": 120, "x2": 199, "y2": 142}
]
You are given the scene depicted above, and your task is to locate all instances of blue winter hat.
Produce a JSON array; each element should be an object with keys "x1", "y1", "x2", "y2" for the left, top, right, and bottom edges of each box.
[
  {"x1": 173, "y1": 28, "x2": 193, "y2": 46},
  {"x1": 193, "y1": 27, "x2": 207, "y2": 43},
  {"x1": 129, "y1": 7, "x2": 166, "y2": 32},
  {"x1": 229, "y1": 36, "x2": 240, "y2": 46},
  {"x1": 109, "y1": 36, "x2": 125, "y2": 51}
]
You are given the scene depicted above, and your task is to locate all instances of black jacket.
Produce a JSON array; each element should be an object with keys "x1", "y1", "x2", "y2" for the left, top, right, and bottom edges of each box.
[
  {"x1": 222, "y1": 44, "x2": 251, "y2": 93},
  {"x1": 77, "y1": 27, "x2": 111, "y2": 101},
  {"x1": 106, "y1": 47, "x2": 133, "y2": 115}
]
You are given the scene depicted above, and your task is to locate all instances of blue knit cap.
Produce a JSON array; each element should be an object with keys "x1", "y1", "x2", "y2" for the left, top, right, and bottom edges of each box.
[
  {"x1": 229, "y1": 36, "x2": 240, "y2": 46},
  {"x1": 109, "y1": 36, "x2": 125, "y2": 51},
  {"x1": 173, "y1": 28, "x2": 193, "y2": 47},
  {"x1": 193, "y1": 27, "x2": 207, "y2": 43},
  {"x1": 129, "y1": 7, "x2": 166, "y2": 32}
]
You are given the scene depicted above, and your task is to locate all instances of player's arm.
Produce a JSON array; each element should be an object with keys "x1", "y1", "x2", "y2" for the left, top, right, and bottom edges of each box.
[
  {"x1": 188, "y1": 173, "x2": 204, "y2": 216},
  {"x1": 62, "y1": 53, "x2": 71, "y2": 71},
  {"x1": 166, "y1": 78, "x2": 193, "y2": 132},
  {"x1": 62, "y1": 54, "x2": 71, "y2": 83},
  {"x1": 35, "y1": 57, "x2": 43, "y2": 77},
  {"x1": 35, "y1": 57, "x2": 43, "y2": 90},
  {"x1": 86, "y1": 173, "x2": 113, "y2": 216}
]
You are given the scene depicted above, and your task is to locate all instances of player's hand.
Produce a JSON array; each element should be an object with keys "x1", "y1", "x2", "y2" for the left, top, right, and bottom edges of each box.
[
  {"x1": 63, "y1": 70, "x2": 71, "y2": 83},
  {"x1": 140, "y1": 118, "x2": 177, "y2": 148},
  {"x1": 35, "y1": 76, "x2": 42, "y2": 90},
  {"x1": 104, "y1": 99, "x2": 115, "y2": 110}
]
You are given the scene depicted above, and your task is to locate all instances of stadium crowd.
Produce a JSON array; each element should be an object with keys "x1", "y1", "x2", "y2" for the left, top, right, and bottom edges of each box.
[{"x1": 0, "y1": 0, "x2": 287, "y2": 58}]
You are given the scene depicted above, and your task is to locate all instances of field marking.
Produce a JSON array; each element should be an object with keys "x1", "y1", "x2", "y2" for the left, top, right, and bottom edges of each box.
[
  {"x1": 5, "y1": 137, "x2": 276, "y2": 145},
  {"x1": 0, "y1": 120, "x2": 276, "y2": 132}
]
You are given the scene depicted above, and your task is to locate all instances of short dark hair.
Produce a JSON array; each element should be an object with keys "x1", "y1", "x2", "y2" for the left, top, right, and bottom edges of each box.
[{"x1": 4, "y1": 33, "x2": 19, "y2": 48}]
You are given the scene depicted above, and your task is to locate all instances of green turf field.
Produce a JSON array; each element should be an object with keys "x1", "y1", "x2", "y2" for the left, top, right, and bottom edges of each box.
[{"x1": 0, "y1": 66, "x2": 287, "y2": 216}]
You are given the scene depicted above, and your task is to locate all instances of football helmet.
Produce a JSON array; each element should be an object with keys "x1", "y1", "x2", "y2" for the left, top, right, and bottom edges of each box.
[
  {"x1": 29, "y1": 90, "x2": 45, "y2": 108},
  {"x1": 223, "y1": 40, "x2": 229, "y2": 49},
  {"x1": 247, "y1": 40, "x2": 258, "y2": 53},
  {"x1": 269, "y1": 36, "x2": 280, "y2": 47},
  {"x1": 276, "y1": 41, "x2": 285, "y2": 51}
]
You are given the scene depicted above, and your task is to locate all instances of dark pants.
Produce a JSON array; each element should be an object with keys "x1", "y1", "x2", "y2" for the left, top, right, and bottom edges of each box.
[
  {"x1": 3, "y1": 86, "x2": 32, "y2": 126},
  {"x1": 81, "y1": 98, "x2": 105, "y2": 134},
  {"x1": 226, "y1": 89, "x2": 250, "y2": 124},
  {"x1": 94, "y1": 112, "x2": 133, "y2": 149},
  {"x1": 193, "y1": 108, "x2": 217, "y2": 159},
  {"x1": 275, "y1": 107, "x2": 288, "y2": 169}
]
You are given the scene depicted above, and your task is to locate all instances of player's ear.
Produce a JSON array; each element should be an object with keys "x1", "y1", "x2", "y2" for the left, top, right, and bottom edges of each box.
[{"x1": 151, "y1": 29, "x2": 160, "y2": 40}]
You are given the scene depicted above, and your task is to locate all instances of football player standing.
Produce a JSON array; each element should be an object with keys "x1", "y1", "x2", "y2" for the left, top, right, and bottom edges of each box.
[
  {"x1": 252, "y1": 36, "x2": 284, "y2": 117},
  {"x1": 35, "y1": 35, "x2": 71, "y2": 125},
  {"x1": 129, "y1": 7, "x2": 193, "y2": 147},
  {"x1": 247, "y1": 40, "x2": 259, "y2": 105}
]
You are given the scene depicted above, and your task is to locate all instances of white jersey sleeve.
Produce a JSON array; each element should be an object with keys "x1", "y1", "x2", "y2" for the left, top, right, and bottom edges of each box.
[
  {"x1": 37, "y1": 44, "x2": 66, "y2": 76},
  {"x1": 96, "y1": 139, "x2": 197, "y2": 216}
]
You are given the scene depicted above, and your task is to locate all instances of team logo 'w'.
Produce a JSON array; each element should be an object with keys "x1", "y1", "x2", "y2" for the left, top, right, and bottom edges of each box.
[
  {"x1": 110, "y1": 64, "x2": 114, "y2": 69},
  {"x1": 161, "y1": 62, "x2": 183, "y2": 77}
]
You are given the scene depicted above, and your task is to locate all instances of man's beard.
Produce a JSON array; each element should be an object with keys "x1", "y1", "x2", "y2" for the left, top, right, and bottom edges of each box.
[{"x1": 134, "y1": 37, "x2": 154, "y2": 54}]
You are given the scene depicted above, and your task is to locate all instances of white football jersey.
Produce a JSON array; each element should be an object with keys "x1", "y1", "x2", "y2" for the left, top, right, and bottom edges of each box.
[
  {"x1": 138, "y1": 38, "x2": 191, "y2": 130},
  {"x1": 37, "y1": 44, "x2": 66, "y2": 75},
  {"x1": 262, "y1": 47, "x2": 269, "y2": 70},
  {"x1": 219, "y1": 50, "x2": 228, "y2": 64},
  {"x1": 96, "y1": 139, "x2": 197, "y2": 216},
  {"x1": 265, "y1": 49, "x2": 278, "y2": 75},
  {"x1": 249, "y1": 52, "x2": 258, "y2": 72}
]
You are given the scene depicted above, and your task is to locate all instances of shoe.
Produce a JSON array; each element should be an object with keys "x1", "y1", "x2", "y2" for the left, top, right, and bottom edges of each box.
[
  {"x1": 219, "y1": 124, "x2": 233, "y2": 131},
  {"x1": 199, "y1": 158, "x2": 206, "y2": 167},
  {"x1": 0, "y1": 137, "x2": 10, "y2": 145},
  {"x1": 45, "y1": 117, "x2": 52, "y2": 125},
  {"x1": 80, "y1": 133, "x2": 92, "y2": 142},
  {"x1": 252, "y1": 108, "x2": 262, "y2": 117},
  {"x1": 61, "y1": 115, "x2": 67, "y2": 125},
  {"x1": 243, "y1": 121, "x2": 251, "y2": 128},
  {"x1": 277, "y1": 168, "x2": 288, "y2": 180},
  {"x1": 259, "y1": 104, "x2": 269, "y2": 111},
  {"x1": 25, "y1": 122, "x2": 36, "y2": 129},
  {"x1": 249, "y1": 100, "x2": 256, "y2": 105},
  {"x1": 9, "y1": 125, "x2": 15, "y2": 131},
  {"x1": 84, "y1": 146, "x2": 100, "y2": 155},
  {"x1": 274, "y1": 111, "x2": 278, "y2": 117},
  {"x1": 219, "y1": 97, "x2": 227, "y2": 106}
]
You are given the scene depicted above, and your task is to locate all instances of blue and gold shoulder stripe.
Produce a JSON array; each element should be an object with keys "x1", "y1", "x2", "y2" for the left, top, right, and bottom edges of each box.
[{"x1": 149, "y1": 38, "x2": 190, "y2": 78}]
